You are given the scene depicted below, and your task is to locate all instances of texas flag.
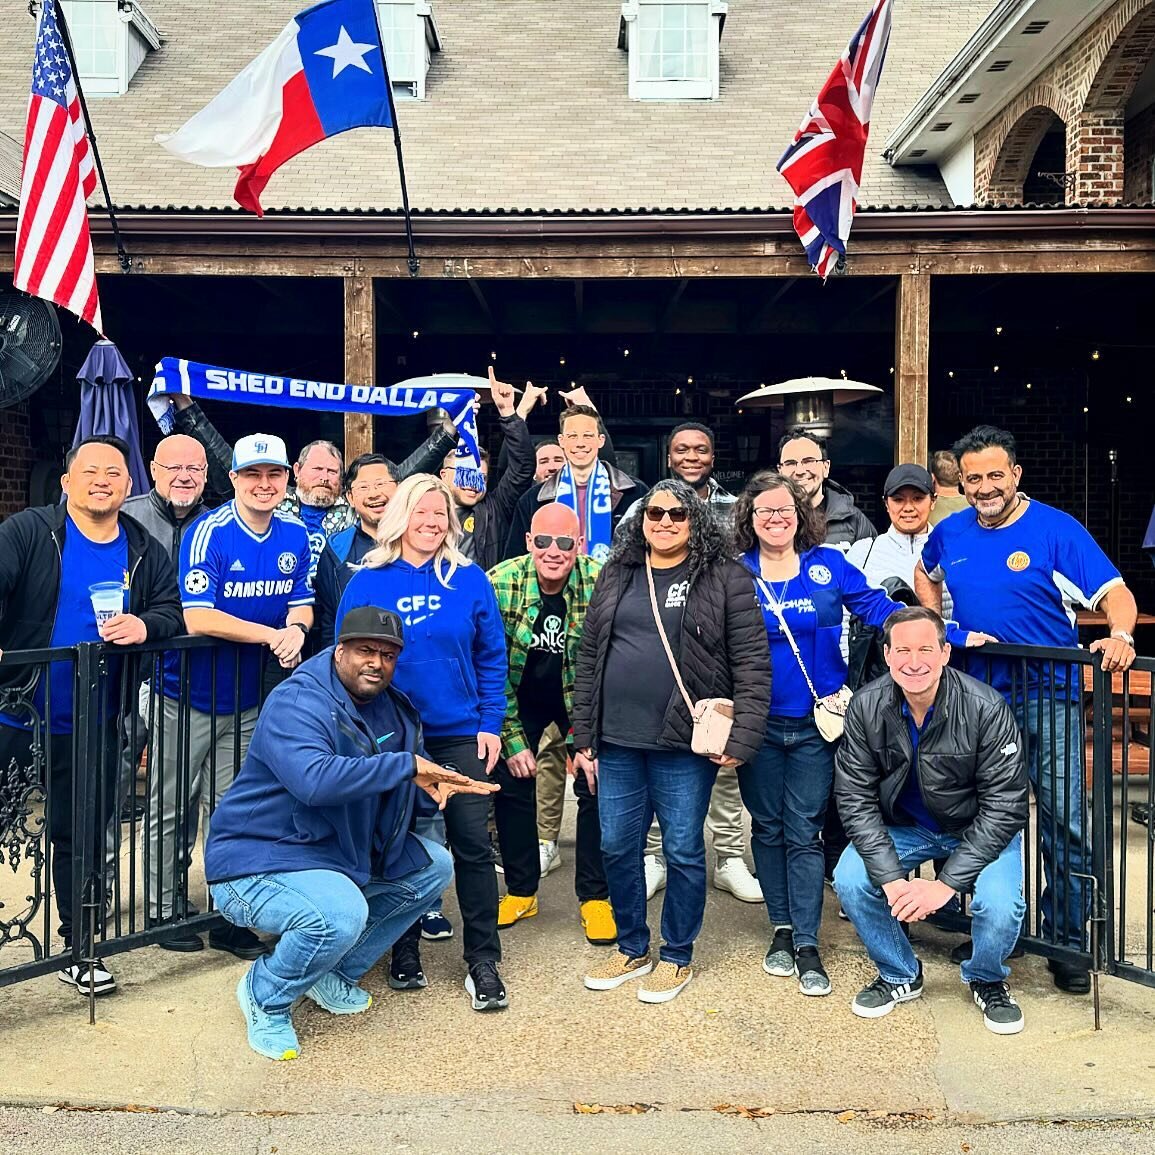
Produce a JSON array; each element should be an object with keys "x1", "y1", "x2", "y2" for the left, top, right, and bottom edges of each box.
[{"x1": 157, "y1": 0, "x2": 392, "y2": 215}]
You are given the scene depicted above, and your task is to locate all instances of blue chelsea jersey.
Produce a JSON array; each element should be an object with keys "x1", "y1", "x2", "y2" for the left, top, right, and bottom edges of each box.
[{"x1": 165, "y1": 503, "x2": 313, "y2": 713}]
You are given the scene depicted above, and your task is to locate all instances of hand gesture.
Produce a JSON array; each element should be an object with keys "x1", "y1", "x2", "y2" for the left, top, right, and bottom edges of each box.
[
  {"x1": 1089, "y1": 634, "x2": 1136, "y2": 673},
  {"x1": 477, "y1": 731, "x2": 502, "y2": 774},
  {"x1": 558, "y1": 384, "x2": 594, "y2": 411},
  {"x1": 506, "y1": 749, "x2": 538, "y2": 779},
  {"x1": 571, "y1": 750, "x2": 598, "y2": 794},
  {"x1": 99, "y1": 614, "x2": 148, "y2": 646},
  {"x1": 516, "y1": 382, "x2": 549, "y2": 420},
  {"x1": 965, "y1": 631, "x2": 1000, "y2": 647},
  {"x1": 486, "y1": 365, "x2": 516, "y2": 417},
  {"x1": 414, "y1": 755, "x2": 499, "y2": 809}
]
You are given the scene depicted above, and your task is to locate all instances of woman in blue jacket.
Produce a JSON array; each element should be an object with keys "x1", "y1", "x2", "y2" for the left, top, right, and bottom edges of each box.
[
  {"x1": 733, "y1": 471, "x2": 912, "y2": 998},
  {"x1": 336, "y1": 473, "x2": 510, "y2": 1012}
]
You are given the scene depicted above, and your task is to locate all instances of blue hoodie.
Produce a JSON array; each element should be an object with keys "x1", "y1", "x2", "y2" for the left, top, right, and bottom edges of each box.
[
  {"x1": 204, "y1": 649, "x2": 434, "y2": 886},
  {"x1": 335, "y1": 557, "x2": 507, "y2": 738}
]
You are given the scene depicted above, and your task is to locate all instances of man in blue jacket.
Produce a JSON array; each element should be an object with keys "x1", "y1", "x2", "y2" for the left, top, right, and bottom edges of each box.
[{"x1": 204, "y1": 606, "x2": 496, "y2": 1061}]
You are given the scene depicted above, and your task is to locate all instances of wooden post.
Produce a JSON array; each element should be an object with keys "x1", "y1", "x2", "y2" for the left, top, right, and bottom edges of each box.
[
  {"x1": 343, "y1": 274, "x2": 375, "y2": 464},
  {"x1": 894, "y1": 272, "x2": 930, "y2": 466}
]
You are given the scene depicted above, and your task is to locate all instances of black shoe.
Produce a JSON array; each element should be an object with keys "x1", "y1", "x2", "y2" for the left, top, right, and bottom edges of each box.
[
  {"x1": 794, "y1": 946, "x2": 832, "y2": 997},
  {"x1": 209, "y1": 924, "x2": 268, "y2": 961},
  {"x1": 151, "y1": 916, "x2": 205, "y2": 953},
  {"x1": 1047, "y1": 958, "x2": 1091, "y2": 995},
  {"x1": 762, "y1": 925, "x2": 795, "y2": 978},
  {"x1": 950, "y1": 937, "x2": 1026, "y2": 964},
  {"x1": 389, "y1": 940, "x2": 428, "y2": 990},
  {"x1": 970, "y1": 979, "x2": 1025, "y2": 1035},
  {"x1": 852, "y1": 962, "x2": 924, "y2": 1018},
  {"x1": 1132, "y1": 801, "x2": 1151, "y2": 827},
  {"x1": 465, "y1": 961, "x2": 509, "y2": 1011}
]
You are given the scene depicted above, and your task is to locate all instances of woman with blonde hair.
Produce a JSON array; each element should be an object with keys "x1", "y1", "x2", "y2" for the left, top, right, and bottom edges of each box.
[{"x1": 336, "y1": 474, "x2": 510, "y2": 1011}]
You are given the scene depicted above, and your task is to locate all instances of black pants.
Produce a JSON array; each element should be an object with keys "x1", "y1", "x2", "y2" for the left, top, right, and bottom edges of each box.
[
  {"x1": 821, "y1": 794, "x2": 849, "y2": 880},
  {"x1": 492, "y1": 718, "x2": 608, "y2": 903},
  {"x1": 0, "y1": 722, "x2": 118, "y2": 952}
]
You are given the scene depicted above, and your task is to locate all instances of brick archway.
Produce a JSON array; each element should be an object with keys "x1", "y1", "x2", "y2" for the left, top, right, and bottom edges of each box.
[
  {"x1": 1082, "y1": 0, "x2": 1155, "y2": 112},
  {"x1": 987, "y1": 105, "x2": 1066, "y2": 204}
]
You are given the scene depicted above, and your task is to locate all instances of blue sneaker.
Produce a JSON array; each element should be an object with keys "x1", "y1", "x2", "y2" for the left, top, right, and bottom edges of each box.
[
  {"x1": 305, "y1": 972, "x2": 373, "y2": 1015},
  {"x1": 420, "y1": 910, "x2": 454, "y2": 941},
  {"x1": 236, "y1": 973, "x2": 299, "y2": 1061}
]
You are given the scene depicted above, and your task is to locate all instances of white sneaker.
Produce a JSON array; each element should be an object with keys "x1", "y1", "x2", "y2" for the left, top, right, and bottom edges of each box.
[
  {"x1": 713, "y1": 857, "x2": 764, "y2": 903},
  {"x1": 59, "y1": 959, "x2": 117, "y2": 996},
  {"x1": 539, "y1": 840, "x2": 561, "y2": 877},
  {"x1": 644, "y1": 854, "x2": 667, "y2": 901}
]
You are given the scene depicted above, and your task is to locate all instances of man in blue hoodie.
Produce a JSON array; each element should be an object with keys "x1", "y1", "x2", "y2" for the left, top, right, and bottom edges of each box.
[{"x1": 204, "y1": 606, "x2": 496, "y2": 1062}]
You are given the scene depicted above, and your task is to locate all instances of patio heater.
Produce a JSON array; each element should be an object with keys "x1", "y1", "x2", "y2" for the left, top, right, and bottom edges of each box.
[{"x1": 735, "y1": 376, "x2": 883, "y2": 441}]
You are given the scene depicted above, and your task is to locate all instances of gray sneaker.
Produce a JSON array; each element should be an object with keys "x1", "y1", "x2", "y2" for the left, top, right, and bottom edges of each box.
[
  {"x1": 762, "y1": 925, "x2": 795, "y2": 978},
  {"x1": 852, "y1": 962, "x2": 924, "y2": 1018},
  {"x1": 794, "y1": 946, "x2": 832, "y2": 997},
  {"x1": 970, "y1": 980, "x2": 1025, "y2": 1035}
]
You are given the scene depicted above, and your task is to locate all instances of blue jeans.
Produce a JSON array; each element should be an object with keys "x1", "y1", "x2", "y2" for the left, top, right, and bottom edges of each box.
[
  {"x1": 736, "y1": 715, "x2": 833, "y2": 948},
  {"x1": 597, "y1": 742, "x2": 717, "y2": 966},
  {"x1": 1017, "y1": 693, "x2": 1088, "y2": 949},
  {"x1": 210, "y1": 836, "x2": 454, "y2": 1014},
  {"x1": 835, "y1": 827, "x2": 1025, "y2": 985}
]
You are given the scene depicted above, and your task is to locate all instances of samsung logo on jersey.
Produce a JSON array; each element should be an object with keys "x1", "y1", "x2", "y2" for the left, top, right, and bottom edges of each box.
[{"x1": 223, "y1": 579, "x2": 295, "y2": 598}]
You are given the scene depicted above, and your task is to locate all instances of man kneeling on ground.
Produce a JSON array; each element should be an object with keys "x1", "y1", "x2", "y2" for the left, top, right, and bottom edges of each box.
[
  {"x1": 833, "y1": 607, "x2": 1030, "y2": 1035},
  {"x1": 204, "y1": 606, "x2": 497, "y2": 1061}
]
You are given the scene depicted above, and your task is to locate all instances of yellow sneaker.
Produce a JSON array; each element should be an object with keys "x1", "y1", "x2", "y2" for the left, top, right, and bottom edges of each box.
[
  {"x1": 637, "y1": 960, "x2": 693, "y2": 1004},
  {"x1": 580, "y1": 899, "x2": 618, "y2": 945},
  {"x1": 497, "y1": 894, "x2": 538, "y2": 928},
  {"x1": 584, "y1": 950, "x2": 653, "y2": 990}
]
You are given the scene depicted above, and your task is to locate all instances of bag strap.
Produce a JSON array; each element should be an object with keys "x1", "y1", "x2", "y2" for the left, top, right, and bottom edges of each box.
[
  {"x1": 645, "y1": 559, "x2": 696, "y2": 716},
  {"x1": 754, "y1": 574, "x2": 822, "y2": 706}
]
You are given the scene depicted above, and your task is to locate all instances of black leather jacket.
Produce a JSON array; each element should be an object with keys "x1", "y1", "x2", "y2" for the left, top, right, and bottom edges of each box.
[{"x1": 834, "y1": 666, "x2": 1028, "y2": 893}]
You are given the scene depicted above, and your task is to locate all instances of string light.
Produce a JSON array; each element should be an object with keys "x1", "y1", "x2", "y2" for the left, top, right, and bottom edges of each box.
[
  {"x1": 687, "y1": 376, "x2": 694, "y2": 385},
  {"x1": 995, "y1": 326, "x2": 1003, "y2": 336},
  {"x1": 948, "y1": 371, "x2": 955, "y2": 379},
  {"x1": 1091, "y1": 350, "x2": 1101, "y2": 361},
  {"x1": 1083, "y1": 406, "x2": 1090, "y2": 413},
  {"x1": 675, "y1": 388, "x2": 682, "y2": 396},
  {"x1": 623, "y1": 348, "x2": 630, "y2": 357},
  {"x1": 490, "y1": 351, "x2": 497, "y2": 360},
  {"x1": 411, "y1": 330, "x2": 419, "y2": 339},
  {"x1": 992, "y1": 365, "x2": 1000, "y2": 373},
  {"x1": 1026, "y1": 383, "x2": 1032, "y2": 390},
  {"x1": 1126, "y1": 395, "x2": 1133, "y2": 403},
  {"x1": 559, "y1": 357, "x2": 566, "y2": 366}
]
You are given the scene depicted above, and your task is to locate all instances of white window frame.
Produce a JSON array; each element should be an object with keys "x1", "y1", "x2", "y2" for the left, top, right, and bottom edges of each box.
[
  {"x1": 59, "y1": 0, "x2": 160, "y2": 97},
  {"x1": 619, "y1": 0, "x2": 726, "y2": 101},
  {"x1": 376, "y1": 0, "x2": 441, "y2": 101}
]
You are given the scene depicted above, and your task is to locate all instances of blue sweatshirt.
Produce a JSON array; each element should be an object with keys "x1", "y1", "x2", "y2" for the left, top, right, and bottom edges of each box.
[
  {"x1": 204, "y1": 649, "x2": 434, "y2": 886},
  {"x1": 741, "y1": 545, "x2": 950, "y2": 717},
  {"x1": 336, "y1": 556, "x2": 508, "y2": 738}
]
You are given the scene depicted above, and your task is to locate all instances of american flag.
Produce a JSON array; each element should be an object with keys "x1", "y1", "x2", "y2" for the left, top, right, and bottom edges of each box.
[
  {"x1": 14, "y1": 0, "x2": 102, "y2": 331},
  {"x1": 776, "y1": 0, "x2": 893, "y2": 280}
]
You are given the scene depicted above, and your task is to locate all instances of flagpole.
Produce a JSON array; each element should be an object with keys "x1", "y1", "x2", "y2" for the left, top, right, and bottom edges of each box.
[
  {"x1": 369, "y1": 5, "x2": 419, "y2": 278},
  {"x1": 49, "y1": 0, "x2": 131, "y2": 272}
]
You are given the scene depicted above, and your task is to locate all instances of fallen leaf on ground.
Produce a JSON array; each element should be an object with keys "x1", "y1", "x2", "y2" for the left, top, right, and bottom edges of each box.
[
  {"x1": 573, "y1": 1102, "x2": 654, "y2": 1115},
  {"x1": 713, "y1": 1104, "x2": 776, "y2": 1119},
  {"x1": 837, "y1": 1110, "x2": 858, "y2": 1123}
]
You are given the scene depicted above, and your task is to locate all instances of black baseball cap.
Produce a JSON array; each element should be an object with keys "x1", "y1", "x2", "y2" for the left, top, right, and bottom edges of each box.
[
  {"x1": 338, "y1": 606, "x2": 405, "y2": 648},
  {"x1": 883, "y1": 464, "x2": 933, "y2": 497}
]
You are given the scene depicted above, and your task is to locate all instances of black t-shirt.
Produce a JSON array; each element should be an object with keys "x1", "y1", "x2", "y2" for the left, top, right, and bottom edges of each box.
[
  {"x1": 600, "y1": 559, "x2": 690, "y2": 751},
  {"x1": 517, "y1": 590, "x2": 569, "y2": 739}
]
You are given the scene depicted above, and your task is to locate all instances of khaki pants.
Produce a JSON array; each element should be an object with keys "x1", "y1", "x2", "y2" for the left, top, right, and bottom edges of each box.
[
  {"x1": 534, "y1": 723, "x2": 569, "y2": 843},
  {"x1": 645, "y1": 765, "x2": 746, "y2": 861}
]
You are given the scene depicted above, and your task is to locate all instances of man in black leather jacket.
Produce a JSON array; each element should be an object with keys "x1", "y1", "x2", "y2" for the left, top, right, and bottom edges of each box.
[{"x1": 833, "y1": 607, "x2": 1030, "y2": 1035}]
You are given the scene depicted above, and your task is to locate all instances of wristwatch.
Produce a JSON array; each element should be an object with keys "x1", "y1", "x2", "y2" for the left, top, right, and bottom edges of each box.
[
  {"x1": 1111, "y1": 630, "x2": 1135, "y2": 647},
  {"x1": 290, "y1": 621, "x2": 309, "y2": 636}
]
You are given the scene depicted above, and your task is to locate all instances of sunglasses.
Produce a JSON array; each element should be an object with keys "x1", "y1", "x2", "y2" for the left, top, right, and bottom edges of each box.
[
  {"x1": 532, "y1": 534, "x2": 577, "y2": 551},
  {"x1": 644, "y1": 506, "x2": 689, "y2": 523}
]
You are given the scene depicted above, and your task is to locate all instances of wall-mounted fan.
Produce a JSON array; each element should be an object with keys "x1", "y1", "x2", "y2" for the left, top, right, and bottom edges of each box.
[{"x1": 0, "y1": 292, "x2": 62, "y2": 408}]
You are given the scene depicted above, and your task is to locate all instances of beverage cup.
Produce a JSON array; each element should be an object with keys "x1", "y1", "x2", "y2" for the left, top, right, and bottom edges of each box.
[{"x1": 89, "y1": 581, "x2": 125, "y2": 630}]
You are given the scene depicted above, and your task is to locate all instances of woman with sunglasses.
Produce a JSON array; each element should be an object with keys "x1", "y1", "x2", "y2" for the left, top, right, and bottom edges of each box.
[
  {"x1": 732, "y1": 471, "x2": 909, "y2": 997},
  {"x1": 572, "y1": 480, "x2": 770, "y2": 1003}
]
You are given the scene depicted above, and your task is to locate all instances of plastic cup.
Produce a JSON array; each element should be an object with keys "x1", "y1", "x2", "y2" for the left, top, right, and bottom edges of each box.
[{"x1": 89, "y1": 581, "x2": 125, "y2": 628}]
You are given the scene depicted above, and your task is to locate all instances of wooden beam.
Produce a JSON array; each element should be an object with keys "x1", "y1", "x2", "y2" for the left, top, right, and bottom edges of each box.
[
  {"x1": 894, "y1": 272, "x2": 930, "y2": 467},
  {"x1": 343, "y1": 275, "x2": 375, "y2": 465}
]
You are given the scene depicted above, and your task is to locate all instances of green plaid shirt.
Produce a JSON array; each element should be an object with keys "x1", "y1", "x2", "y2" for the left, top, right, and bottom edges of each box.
[{"x1": 485, "y1": 553, "x2": 602, "y2": 757}]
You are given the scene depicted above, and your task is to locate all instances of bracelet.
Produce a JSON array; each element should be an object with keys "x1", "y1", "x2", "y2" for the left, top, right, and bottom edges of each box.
[{"x1": 290, "y1": 621, "x2": 309, "y2": 635}]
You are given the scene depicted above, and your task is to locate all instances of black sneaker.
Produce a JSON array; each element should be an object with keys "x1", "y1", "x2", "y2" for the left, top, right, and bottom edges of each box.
[
  {"x1": 151, "y1": 916, "x2": 205, "y2": 953},
  {"x1": 794, "y1": 946, "x2": 832, "y2": 997},
  {"x1": 762, "y1": 925, "x2": 795, "y2": 978},
  {"x1": 950, "y1": 938, "x2": 1026, "y2": 964},
  {"x1": 209, "y1": 924, "x2": 268, "y2": 961},
  {"x1": 389, "y1": 940, "x2": 428, "y2": 990},
  {"x1": 1047, "y1": 958, "x2": 1091, "y2": 995},
  {"x1": 851, "y1": 962, "x2": 924, "y2": 1018},
  {"x1": 970, "y1": 979, "x2": 1024, "y2": 1034},
  {"x1": 1132, "y1": 801, "x2": 1151, "y2": 827},
  {"x1": 465, "y1": 961, "x2": 509, "y2": 1011}
]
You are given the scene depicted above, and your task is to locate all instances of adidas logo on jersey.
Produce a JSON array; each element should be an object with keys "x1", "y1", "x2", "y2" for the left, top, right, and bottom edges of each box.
[{"x1": 230, "y1": 559, "x2": 246, "y2": 572}]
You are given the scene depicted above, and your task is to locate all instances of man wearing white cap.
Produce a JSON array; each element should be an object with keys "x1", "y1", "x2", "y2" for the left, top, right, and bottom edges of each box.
[{"x1": 150, "y1": 434, "x2": 314, "y2": 959}]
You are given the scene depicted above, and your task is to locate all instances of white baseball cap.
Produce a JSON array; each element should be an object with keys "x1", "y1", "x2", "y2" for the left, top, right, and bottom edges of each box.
[{"x1": 232, "y1": 434, "x2": 290, "y2": 471}]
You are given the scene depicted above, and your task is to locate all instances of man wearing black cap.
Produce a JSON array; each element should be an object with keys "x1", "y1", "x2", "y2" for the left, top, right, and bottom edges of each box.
[{"x1": 203, "y1": 606, "x2": 496, "y2": 1062}]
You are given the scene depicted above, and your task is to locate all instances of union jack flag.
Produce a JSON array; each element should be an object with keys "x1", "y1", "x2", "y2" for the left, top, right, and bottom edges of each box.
[{"x1": 776, "y1": 0, "x2": 893, "y2": 280}]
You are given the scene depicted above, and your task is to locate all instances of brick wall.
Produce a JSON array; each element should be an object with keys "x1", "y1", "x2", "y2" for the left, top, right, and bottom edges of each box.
[
  {"x1": 0, "y1": 402, "x2": 35, "y2": 520},
  {"x1": 974, "y1": 0, "x2": 1155, "y2": 205},
  {"x1": 1124, "y1": 102, "x2": 1155, "y2": 201}
]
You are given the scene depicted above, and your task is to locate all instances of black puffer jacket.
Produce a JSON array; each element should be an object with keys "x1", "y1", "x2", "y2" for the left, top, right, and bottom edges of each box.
[
  {"x1": 822, "y1": 480, "x2": 877, "y2": 547},
  {"x1": 572, "y1": 554, "x2": 771, "y2": 764},
  {"x1": 834, "y1": 666, "x2": 1028, "y2": 893}
]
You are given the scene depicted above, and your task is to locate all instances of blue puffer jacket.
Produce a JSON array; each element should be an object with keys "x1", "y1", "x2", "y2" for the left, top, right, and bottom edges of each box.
[{"x1": 204, "y1": 649, "x2": 433, "y2": 886}]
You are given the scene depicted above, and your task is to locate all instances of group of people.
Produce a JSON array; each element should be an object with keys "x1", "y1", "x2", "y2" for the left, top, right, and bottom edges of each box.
[{"x1": 0, "y1": 366, "x2": 1139, "y2": 1061}]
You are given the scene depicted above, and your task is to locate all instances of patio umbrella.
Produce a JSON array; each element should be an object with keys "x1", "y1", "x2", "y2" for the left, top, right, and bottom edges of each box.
[{"x1": 71, "y1": 339, "x2": 150, "y2": 495}]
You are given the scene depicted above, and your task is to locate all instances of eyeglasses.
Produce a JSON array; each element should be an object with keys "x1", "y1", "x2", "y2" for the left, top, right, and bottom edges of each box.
[
  {"x1": 350, "y1": 481, "x2": 394, "y2": 496},
  {"x1": 779, "y1": 456, "x2": 824, "y2": 470},
  {"x1": 153, "y1": 463, "x2": 207, "y2": 476},
  {"x1": 644, "y1": 506, "x2": 689, "y2": 524},
  {"x1": 753, "y1": 505, "x2": 797, "y2": 521},
  {"x1": 531, "y1": 534, "x2": 576, "y2": 551}
]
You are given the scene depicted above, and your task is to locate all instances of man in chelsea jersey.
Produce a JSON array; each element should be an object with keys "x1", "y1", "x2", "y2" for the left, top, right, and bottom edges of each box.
[
  {"x1": 151, "y1": 434, "x2": 313, "y2": 959},
  {"x1": 915, "y1": 425, "x2": 1137, "y2": 996}
]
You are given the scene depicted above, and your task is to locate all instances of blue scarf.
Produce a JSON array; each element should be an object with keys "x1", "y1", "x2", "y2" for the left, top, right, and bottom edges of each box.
[
  {"x1": 554, "y1": 460, "x2": 613, "y2": 563},
  {"x1": 148, "y1": 357, "x2": 485, "y2": 491}
]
